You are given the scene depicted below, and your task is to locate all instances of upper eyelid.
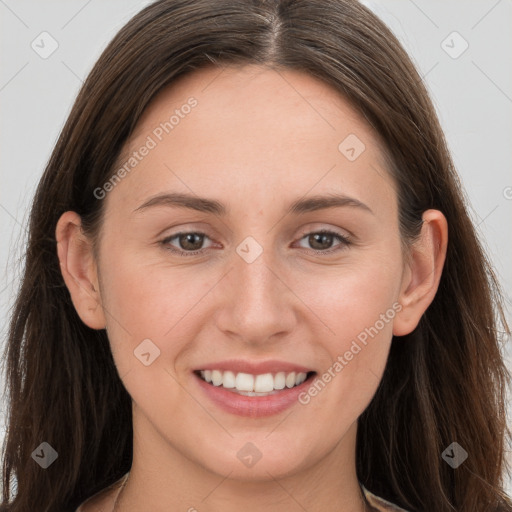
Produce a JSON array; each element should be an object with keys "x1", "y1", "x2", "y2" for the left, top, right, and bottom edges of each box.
[
  {"x1": 159, "y1": 221, "x2": 353, "y2": 239},
  {"x1": 161, "y1": 227, "x2": 350, "y2": 241},
  {"x1": 296, "y1": 225, "x2": 352, "y2": 239}
]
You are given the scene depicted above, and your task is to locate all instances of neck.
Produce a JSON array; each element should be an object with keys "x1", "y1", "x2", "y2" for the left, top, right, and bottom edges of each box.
[{"x1": 116, "y1": 414, "x2": 370, "y2": 512}]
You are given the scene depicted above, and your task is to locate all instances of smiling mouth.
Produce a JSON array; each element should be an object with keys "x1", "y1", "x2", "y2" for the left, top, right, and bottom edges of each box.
[{"x1": 194, "y1": 369, "x2": 317, "y2": 396}]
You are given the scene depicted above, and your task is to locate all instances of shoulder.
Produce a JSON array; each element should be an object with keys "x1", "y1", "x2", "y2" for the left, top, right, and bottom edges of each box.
[
  {"x1": 361, "y1": 484, "x2": 409, "y2": 511},
  {"x1": 75, "y1": 474, "x2": 128, "y2": 512}
]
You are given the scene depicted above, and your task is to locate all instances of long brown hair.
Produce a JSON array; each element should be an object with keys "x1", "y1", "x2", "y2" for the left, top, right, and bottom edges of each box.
[{"x1": 1, "y1": 1, "x2": 511, "y2": 510}]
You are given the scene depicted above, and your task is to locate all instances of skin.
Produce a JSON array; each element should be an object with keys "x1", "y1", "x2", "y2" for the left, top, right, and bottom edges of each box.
[{"x1": 56, "y1": 64, "x2": 448, "y2": 512}]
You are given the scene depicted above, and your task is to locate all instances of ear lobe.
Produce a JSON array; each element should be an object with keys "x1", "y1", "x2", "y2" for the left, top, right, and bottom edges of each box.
[
  {"x1": 393, "y1": 209, "x2": 448, "y2": 336},
  {"x1": 55, "y1": 211, "x2": 106, "y2": 330}
]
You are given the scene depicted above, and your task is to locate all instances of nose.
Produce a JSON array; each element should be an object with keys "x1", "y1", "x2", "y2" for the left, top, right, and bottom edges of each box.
[{"x1": 214, "y1": 242, "x2": 297, "y2": 347}]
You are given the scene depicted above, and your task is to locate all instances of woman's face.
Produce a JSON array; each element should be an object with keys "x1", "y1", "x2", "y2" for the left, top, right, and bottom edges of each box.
[{"x1": 83, "y1": 65, "x2": 413, "y2": 480}]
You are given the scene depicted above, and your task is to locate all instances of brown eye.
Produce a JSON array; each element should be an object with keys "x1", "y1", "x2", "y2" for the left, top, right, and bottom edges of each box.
[
  {"x1": 161, "y1": 232, "x2": 213, "y2": 256},
  {"x1": 308, "y1": 232, "x2": 335, "y2": 250},
  {"x1": 296, "y1": 229, "x2": 351, "y2": 254},
  {"x1": 176, "y1": 233, "x2": 205, "y2": 251}
]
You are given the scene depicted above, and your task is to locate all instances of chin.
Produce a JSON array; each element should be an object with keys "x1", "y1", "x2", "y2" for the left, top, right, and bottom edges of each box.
[{"x1": 195, "y1": 437, "x2": 312, "y2": 481}]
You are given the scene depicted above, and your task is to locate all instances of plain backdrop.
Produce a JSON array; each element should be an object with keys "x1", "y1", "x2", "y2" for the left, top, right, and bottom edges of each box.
[{"x1": 1, "y1": 0, "x2": 511, "y2": 497}]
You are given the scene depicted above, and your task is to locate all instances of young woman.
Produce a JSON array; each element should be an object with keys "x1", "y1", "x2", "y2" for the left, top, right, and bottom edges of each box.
[{"x1": 1, "y1": 1, "x2": 511, "y2": 511}]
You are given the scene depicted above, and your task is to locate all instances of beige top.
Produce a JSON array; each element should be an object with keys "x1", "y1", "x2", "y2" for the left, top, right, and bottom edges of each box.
[
  {"x1": 75, "y1": 473, "x2": 408, "y2": 511},
  {"x1": 361, "y1": 485, "x2": 409, "y2": 511}
]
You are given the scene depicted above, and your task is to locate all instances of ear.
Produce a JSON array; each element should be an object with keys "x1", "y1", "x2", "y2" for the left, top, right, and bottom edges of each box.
[
  {"x1": 55, "y1": 211, "x2": 106, "y2": 330},
  {"x1": 393, "y1": 209, "x2": 448, "y2": 336}
]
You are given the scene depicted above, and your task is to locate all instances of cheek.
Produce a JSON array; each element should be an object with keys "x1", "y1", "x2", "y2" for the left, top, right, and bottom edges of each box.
[
  {"x1": 99, "y1": 226, "x2": 220, "y2": 329},
  {"x1": 293, "y1": 253, "x2": 402, "y2": 414},
  {"x1": 95, "y1": 243, "x2": 201, "y2": 369},
  {"x1": 97, "y1": 253, "x2": 212, "y2": 422},
  {"x1": 297, "y1": 248, "x2": 402, "y2": 341}
]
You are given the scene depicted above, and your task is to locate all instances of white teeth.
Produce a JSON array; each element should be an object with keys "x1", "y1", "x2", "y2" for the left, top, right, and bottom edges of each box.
[
  {"x1": 274, "y1": 372, "x2": 286, "y2": 390},
  {"x1": 222, "y1": 370, "x2": 236, "y2": 388},
  {"x1": 295, "y1": 372, "x2": 307, "y2": 386},
  {"x1": 285, "y1": 372, "x2": 296, "y2": 388},
  {"x1": 254, "y1": 373, "x2": 274, "y2": 393},
  {"x1": 235, "y1": 372, "x2": 254, "y2": 391},
  {"x1": 211, "y1": 370, "x2": 223, "y2": 386},
  {"x1": 198, "y1": 370, "x2": 309, "y2": 393}
]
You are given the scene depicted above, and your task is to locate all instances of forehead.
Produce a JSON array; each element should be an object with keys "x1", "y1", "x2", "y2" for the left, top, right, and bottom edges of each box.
[
  {"x1": 106, "y1": 64, "x2": 396, "y2": 218},
  {"x1": 136, "y1": 63, "x2": 380, "y2": 152}
]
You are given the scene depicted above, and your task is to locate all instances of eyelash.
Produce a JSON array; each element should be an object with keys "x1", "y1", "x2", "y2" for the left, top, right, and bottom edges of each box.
[{"x1": 160, "y1": 229, "x2": 352, "y2": 257}]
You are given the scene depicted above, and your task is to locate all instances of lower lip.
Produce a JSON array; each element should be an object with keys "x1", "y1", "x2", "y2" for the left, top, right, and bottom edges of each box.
[{"x1": 193, "y1": 372, "x2": 315, "y2": 417}]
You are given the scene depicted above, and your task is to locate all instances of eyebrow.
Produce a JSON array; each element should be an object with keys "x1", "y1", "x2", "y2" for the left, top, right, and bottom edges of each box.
[{"x1": 133, "y1": 192, "x2": 374, "y2": 216}]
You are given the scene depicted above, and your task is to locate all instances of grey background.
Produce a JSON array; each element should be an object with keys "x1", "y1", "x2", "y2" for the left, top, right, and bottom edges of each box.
[{"x1": 1, "y1": 0, "x2": 511, "y2": 497}]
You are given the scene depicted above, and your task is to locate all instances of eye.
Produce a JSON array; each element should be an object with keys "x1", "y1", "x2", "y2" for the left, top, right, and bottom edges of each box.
[
  {"x1": 161, "y1": 229, "x2": 351, "y2": 257},
  {"x1": 161, "y1": 232, "x2": 214, "y2": 256},
  {"x1": 295, "y1": 229, "x2": 351, "y2": 254}
]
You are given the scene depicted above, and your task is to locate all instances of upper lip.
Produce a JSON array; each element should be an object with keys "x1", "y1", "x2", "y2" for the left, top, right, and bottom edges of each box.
[{"x1": 194, "y1": 359, "x2": 314, "y2": 375}]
